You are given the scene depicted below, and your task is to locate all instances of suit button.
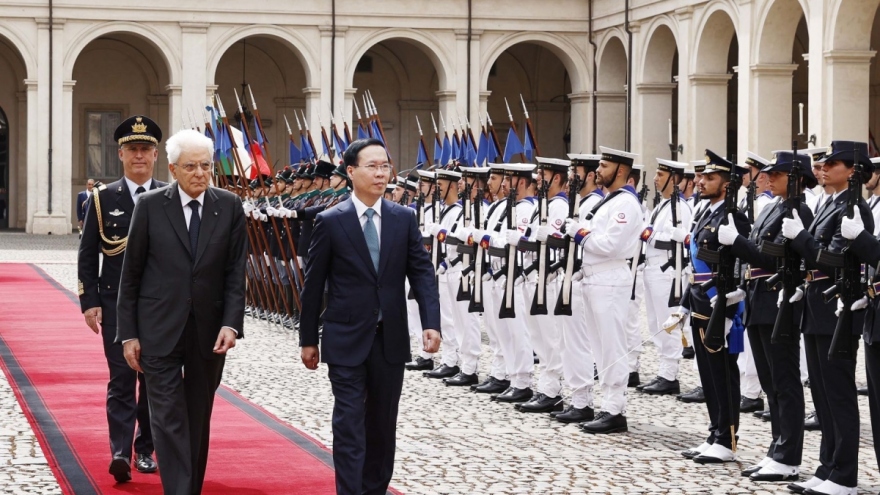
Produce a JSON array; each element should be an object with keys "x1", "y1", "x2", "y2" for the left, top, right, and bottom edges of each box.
[{"x1": 373, "y1": 309, "x2": 379, "y2": 315}]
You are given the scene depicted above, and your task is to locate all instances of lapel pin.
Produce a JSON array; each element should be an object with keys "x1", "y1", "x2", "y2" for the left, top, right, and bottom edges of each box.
[
  {"x1": 117, "y1": 186, "x2": 123, "y2": 193},
  {"x1": 214, "y1": 211, "x2": 218, "y2": 216}
]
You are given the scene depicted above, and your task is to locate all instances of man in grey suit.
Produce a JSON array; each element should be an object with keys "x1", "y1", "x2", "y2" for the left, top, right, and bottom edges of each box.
[{"x1": 117, "y1": 129, "x2": 247, "y2": 495}]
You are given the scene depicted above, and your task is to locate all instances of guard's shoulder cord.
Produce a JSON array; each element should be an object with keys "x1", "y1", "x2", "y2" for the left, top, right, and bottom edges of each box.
[{"x1": 92, "y1": 191, "x2": 127, "y2": 256}]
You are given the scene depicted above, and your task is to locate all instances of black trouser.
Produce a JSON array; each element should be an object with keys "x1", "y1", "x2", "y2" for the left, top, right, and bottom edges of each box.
[
  {"x1": 101, "y1": 323, "x2": 153, "y2": 460},
  {"x1": 141, "y1": 315, "x2": 225, "y2": 495},
  {"x1": 692, "y1": 315, "x2": 740, "y2": 449},
  {"x1": 747, "y1": 324, "x2": 804, "y2": 465},
  {"x1": 865, "y1": 341, "x2": 880, "y2": 475},
  {"x1": 803, "y1": 333, "x2": 859, "y2": 487},
  {"x1": 327, "y1": 329, "x2": 405, "y2": 495}
]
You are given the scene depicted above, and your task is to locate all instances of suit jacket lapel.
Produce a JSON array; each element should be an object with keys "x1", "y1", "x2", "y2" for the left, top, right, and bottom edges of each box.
[
  {"x1": 116, "y1": 179, "x2": 135, "y2": 214},
  {"x1": 194, "y1": 188, "x2": 220, "y2": 265},
  {"x1": 338, "y1": 201, "x2": 376, "y2": 277},
  {"x1": 163, "y1": 183, "x2": 192, "y2": 257},
  {"x1": 377, "y1": 200, "x2": 393, "y2": 277}
]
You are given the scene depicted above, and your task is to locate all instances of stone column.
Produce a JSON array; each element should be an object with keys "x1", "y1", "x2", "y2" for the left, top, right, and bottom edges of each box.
[
  {"x1": 180, "y1": 22, "x2": 209, "y2": 133},
  {"x1": 24, "y1": 79, "x2": 36, "y2": 232},
  {"x1": 689, "y1": 73, "x2": 732, "y2": 156},
  {"x1": 568, "y1": 91, "x2": 591, "y2": 154},
  {"x1": 674, "y1": 6, "x2": 693, "y2": 160},
  {"x1": 807, "y1": 0, "x2": 826, "y2": 146},
  {"x1": 302, "y1": 87, "x2": 323, "y2": 153},
  {"x1": 823, "y1": 50, "x2": 876, "y2": 141},
  {"x1": 635, "y1": 83, "x2": 676, "y2": 173},
  {"x1": 750, "y1": 64, "x2": 798, "y2": 155},
  {"x1": 595, "y1": 91, "x2": 626, "y2": 150},
  {"x1": 435, "y1": 90, "x2": 457, "y2": 165},
  {"x1": 62, "y1": 79, "x2": 75, "y2": 229},
  {"x1": 736, "y1": 0, "x2": 753, "y2": 163},
  {"x1": 318, "y1": 26, "x2": 333, "y2": 128},
  {"x1": 13, "y1": 89, "x2": 26, "y2": 228}
]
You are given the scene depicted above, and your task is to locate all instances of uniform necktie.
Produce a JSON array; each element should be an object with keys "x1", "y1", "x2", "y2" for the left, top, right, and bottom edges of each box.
[
  {"x1": 188, "y1": 199, "x2": 201, "y2": 255},
  {"x1": 364, "y1": 208, "x2": 379, "y2": 271},
  {"x1": 135, "y1": 186, "x2": 146, "y2": 194}
]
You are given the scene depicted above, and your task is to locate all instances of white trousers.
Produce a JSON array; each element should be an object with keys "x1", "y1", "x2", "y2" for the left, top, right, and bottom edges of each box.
[
  {"x1": 437, "y1": 273, "x2": 460, "y2": 367},
  {"x1": 491, "y1": 274, "x2": 534, "y2": 389},
  {"x1": 582, "y1": 266, "x2": 633, "y2": 416},
  {"x1": 522, "y1": 275, "x2": 564, "y2": 397},
  {"x1": 624, "y1": 264, "x2": 645, "y2": 373},
  {"x1": 444, "y1": 267, "x2": 482, "y2": 374},
  {"x1": 644, "y1": 260, "x2": 683, "y2": 381},
  {"x1": 738, "y1": 330, "x2": 763, "y2": 399},
  {"x1": 479, "y1": 273, "x2": 507, "y2": 381},
  {"x1": 562, "y1": 278, "x2": 595, "y2": 409},
  {"x1": 406, "y1": 280, "x2": 432, "y2": 360}
]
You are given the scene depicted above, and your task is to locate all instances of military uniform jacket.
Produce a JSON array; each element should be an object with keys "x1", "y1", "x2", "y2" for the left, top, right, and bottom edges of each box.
[
  {"x1": 77, "y1": 177, "x2": 168, "y2": 324},
  {"x1": 842, "y1": 229, "x2": 880, "y2": 343},
  {"x1": 730, "y1": 196, "x2": 814, "y2": 327},
  {"x1": 790, "y1": 190, "x2": 874, "y2": 336},
  {"x1": 680, "y1": 202, "x2": 750, "y2": 321}
]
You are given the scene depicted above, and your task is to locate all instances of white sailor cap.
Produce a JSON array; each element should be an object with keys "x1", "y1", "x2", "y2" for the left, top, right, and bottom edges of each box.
[
  {"x1": 458, "y1": 165, "x2": 490, "y2": 176},
  {"x1": 800, "y1": 147, "x2": 828, "y2": 163},
  {"x1": 656, "y1": 158, "x2": 686, "y2": 172},
  {"x1": 632, "y1": 164, "x2": 645, "y2": 172},
  {"x1": 689, "y1": 160, "x2": 707, "y2": 173},
  {"x1": 535, "y1": 156, "x2": 571, "y2": 172},
  {"x1": 435, "y1": 168, "x2": 463, "y2": 181},
  {"x1": 502, "y1": 163, "x2": 537, "y2": 177},
  {"x1": 417, "y1": 170, "x2": 436, "y2": 181},
  {"x1": 599, "y1": 146, "x2": 637, "y2": 166}
]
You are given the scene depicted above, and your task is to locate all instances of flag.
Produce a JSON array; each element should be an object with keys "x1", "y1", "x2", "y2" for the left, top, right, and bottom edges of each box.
[
  {"x1": 241, "y1": 120, "x2": 270, "y2": 179},
  {"x1": 487, "y1": 132, "x2": 500, "y2": 163},
  {"x1": 475, "y1": 130, "x2": 488, "y2": 167},
  {"x1": 333, "y1": 130, "x2": 346, "y2": 157},
  {"x1": 416, "y1": 139, "x2": 429, "y2": 168},
  {"x1": 502, "y1": 126, "x2": 523, "y2": 162},
  {"x1": 371, "y1": 121, "x2": 384, "y2": 145},
  {"x1": 289, "y1": 140, "x2": 301, "y2": 166},
  {"x1": 451, "y1": 133, "x2": 460, "y2": 163},
  {"x1": 322, "y1": 135, "x2": 331, "y2": 158},
  {"x1": 466, "y1": 134, "x2": 477, "y2": 166},
  {"x1": 523, "y1": 124, "x2": 537, "y2": 161},
  {"x1": 301, "y1": 134, "x2": 313, "y2": 161},
  {"x1": 357, "y1": 123, "x2": 369, "y2": 140},
  {"x1": 441, "y1": 135, "x2": 452, "y2": 165},
  {"x1": 433, "y1": 137, "x2": 442, "y2": 165}
]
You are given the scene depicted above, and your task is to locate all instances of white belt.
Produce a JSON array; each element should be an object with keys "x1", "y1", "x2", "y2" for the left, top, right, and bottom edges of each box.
[{"x1": 580, "y1": 259, "x2": 627, "y2": 277}]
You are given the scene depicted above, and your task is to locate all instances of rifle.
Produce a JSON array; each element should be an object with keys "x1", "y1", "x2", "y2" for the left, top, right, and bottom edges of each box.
[
  {"x1": 659, "y1": 184, "x2": 685, "y2": 307},
  {"x1": 408, "y1": 191, "x2": 427, "y2": 301},
  {"x1": 468, "y1": 187, "x2": 487, "y2": 313},
  {"x1": 762, "y1": 142, "x2": 804, "y2": 345},
  {"x1": 551, "y1": 173, "x2": 582, "y2": 315},
  {"x1": 817, "y1": 146, "x2": 864, "y2": 361},
  {"x1": 529, "y1": 179, "x2": 551, "y2": 315},
  {"x1": 499, "y1": 186, "x2": 520, "y2": 318},
  {"x1": 430, "y1": 183, "x2": 443, "y2": 278},
  {"x1": 696, "y1": 170, "x2": 742, "y2": 350},
  {"x1": 637, "y1": 170, "x2": 649, "y2": 206},
  {"x1": 746, "y1": 179, "x2": 757, "y2": 224},
  {"x1": 456, "y1": 181, "x2": 474, "y2": 301}
]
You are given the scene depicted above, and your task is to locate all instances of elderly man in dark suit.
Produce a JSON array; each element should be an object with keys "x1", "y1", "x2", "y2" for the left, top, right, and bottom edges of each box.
[
  {"x1": 299, "y1": 138, "x2": 441, "y2": 495},
  {"x1": 117, "y1": 128, "x2": 247, "y2": 495},
  {"x1": 78, "y1": 115, "x2": 165, "y2": 483}
]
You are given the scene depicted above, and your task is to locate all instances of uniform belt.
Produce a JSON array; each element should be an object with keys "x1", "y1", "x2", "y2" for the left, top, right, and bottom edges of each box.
[
  {"x1": 806, "y1": 270, "x2": 829, "y2": 282},
  {"x1": 745, "y1": 267, "x2": 774, "y2": 280},
  {"x1": 580, "y1": 259, "x2": 627, "y2": 277},
  {"x1": 689, "y1": 272, "x2": 714, "y2": 284}
]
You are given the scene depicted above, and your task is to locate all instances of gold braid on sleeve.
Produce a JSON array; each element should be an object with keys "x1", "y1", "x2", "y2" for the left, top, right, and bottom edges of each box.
[{"x1": 92, "y1": 192, "x2": 127, "y2": 256}]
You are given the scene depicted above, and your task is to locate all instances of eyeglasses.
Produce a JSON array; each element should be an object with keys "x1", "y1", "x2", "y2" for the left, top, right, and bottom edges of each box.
[
  {"x1": 356, "y1": 163, "x2": 392, "y2": 173},
  {"x1": 176, "y1": 162, "x2": 213, "y2": 172}
]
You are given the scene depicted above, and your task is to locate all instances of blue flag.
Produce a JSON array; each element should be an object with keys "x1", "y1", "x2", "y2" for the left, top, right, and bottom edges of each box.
[
  {"x1": 357, "y1": 123, "x2": 369, "y2": 140},
  {"x1": 466, "y1": 134, "x2": 477, "y2": 166},
  {"x1": 451, "y1": 134, "x2": 460, "y2": 163},
  {"x1": 433, "y1": 137, "x2": 442, "y2": 165},
  {"x1": 502, "y1": 127, "x2": 524, "y2": 162},
  {"x1": 416, "y1": 140, "x2": 429, "y2": 168},
  {"x1": 523, "y1": 125, "x2": 536, "y2": 161},
  {"x1": 475, "y1": 131, "x2": 488, "y2": 167},
  {"x1": 289, "y1": 140, "x2": 301, "y2": 165},
  {"x1": 487, "y1": 132, "x2": 500, "y2": 163},
  {"x1": 301, "y1": 134, "x2": 313, "y2": 161},
  {"x1": 440, "y1": 135, "x2": 452, "y2": 165},
  {"x1": 371, "y1": 121, "x2": 384, "y2": 144}
]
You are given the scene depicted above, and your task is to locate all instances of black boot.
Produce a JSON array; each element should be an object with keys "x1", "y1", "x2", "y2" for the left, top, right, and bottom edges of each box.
[
  {"x1": 682, "y1": 346, "x2": 695, "y2": 359},
  {"x1": 554, "y1": 405, "x2": 594, "y2": 423},
  {"x1": 627, "y1": 372, "x2": 641, "y2": 388},
  {"x1": 677, "y1": 386, "x2": 705, "y2": 403}
]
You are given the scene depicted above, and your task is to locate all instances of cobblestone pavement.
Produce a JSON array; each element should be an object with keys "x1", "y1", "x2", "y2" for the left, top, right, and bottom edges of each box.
[{"x1": 2, "y1": 232, "x2": 879, "y2": 494}]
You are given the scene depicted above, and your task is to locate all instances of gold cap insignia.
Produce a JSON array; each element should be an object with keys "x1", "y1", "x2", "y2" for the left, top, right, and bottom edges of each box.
[
  {"x1": 132, "y1": 117, "x2": 148, "y2": 134},
  {"x1": 827, "y1": 146, "x2": 834, "y2": 155},
  {"x1": 705, "y1": 155, "x2": 711, "y2": 164}
]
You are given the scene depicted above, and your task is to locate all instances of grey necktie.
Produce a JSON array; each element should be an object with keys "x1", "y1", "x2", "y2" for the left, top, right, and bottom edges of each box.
[{"x1": 364, "y1": 208, "x2": 379, "y2": 271}]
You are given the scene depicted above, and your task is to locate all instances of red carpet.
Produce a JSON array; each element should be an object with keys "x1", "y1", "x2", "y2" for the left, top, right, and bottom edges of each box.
[{"x1": 0, "y1": 263, "x2": 396, "y2": 495}]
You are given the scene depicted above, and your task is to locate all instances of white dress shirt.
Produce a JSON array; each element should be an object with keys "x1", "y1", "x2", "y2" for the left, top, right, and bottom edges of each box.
[
  {"x1": 351, "y1": 194, "x2": 383, "y2": 251},
  {"x1": 124, "y1": 177, "x2": 152, "y2": 204}
]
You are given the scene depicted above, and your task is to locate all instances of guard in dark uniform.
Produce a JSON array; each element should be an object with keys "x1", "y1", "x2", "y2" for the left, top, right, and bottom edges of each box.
[
  {"x1": 77, "y1": 115, "x2": 165, "y2": 482},
  {"x1": 781, "y1": 141, "x2": 874, "y2": 495},
  {"x1": 718, "y1": 151, "x2": 816, "y2": 481},
  {"x1": 667, "y1": 150, "x2": 750, "y2": 463}
]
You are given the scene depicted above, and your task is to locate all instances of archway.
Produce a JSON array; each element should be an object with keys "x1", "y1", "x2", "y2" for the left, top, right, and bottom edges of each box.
[
  {"x1": 596, "y1": 35, "x2": 627, "y2": 151},
  {"x1": 692, "y1": 8, "x2": 738, "y2": 159},
  {"x1": 868, "y1": 4, "x2": 880, "y2": 152},
  {"x1": 352, "y1": 38, "x2": 441, "y2": 169},
  {"x1": 214, "y1": 35, "x2": 308, "y2": 172},
  {"x1": 0, "y1": 34, "x2": 28, "y2": 229},
  {"x1": 638, "y1": 22, "x2": 679, "y2": 173},
  {"x1": 70, "y1": 32, "x2": 171, "y2": 228}
]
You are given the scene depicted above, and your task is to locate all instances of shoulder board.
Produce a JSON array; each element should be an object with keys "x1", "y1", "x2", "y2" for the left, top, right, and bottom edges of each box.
[{"x1": 95, "y1": 181, "x2": 107, "y2": 192}]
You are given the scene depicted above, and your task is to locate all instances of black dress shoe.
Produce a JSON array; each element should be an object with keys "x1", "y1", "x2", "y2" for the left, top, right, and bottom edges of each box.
[
  {"x1": 804, "y1": 411, "x2": 820, "y2": 431},
  {"x1": 642, "y1": 377, "x2": 680, "y2": 395},
  {"x1": 628, "y1": 372, "x2": 640, "y2": 388},
  {"x1": 761, "y1": 411, "x2": 772, "y2": 422},
  {"x1": 740, "y1": 463, "x2": 764, "y2": 477},
  {"x1": 494, "y1": 387, "x2": 533, "y2": 403},
  {"x1": 444, "y1": 372, "x2": 478, "y2": 387},
  {"x1": 516, "y1": 393, "x2": 563, "y2": 413},
  {"x1": 474, "y1": 377, "x2": 510, "y2": 394},
  {"x1": 405, "y1": 357, "x2": 434, "y2": 371},
  {"x1": 858, "y1": 386, "x2": 868, "y2": 396},
  {"x1": 682, "y1": 346, "x2": 695, "y2": 359},
  {"x1": 424, "y1": 364, "x2": 459, "y2": 379},
  {"x1": 636, "y1": 376, "x2": 659, "y2": 392},
  {"x1": 109, "y1": 455, "x2": 131, "y2": 483},
  {"x1": 750, "y1": 471, "x2": 799, "y2": 482},
  {"x1": 677, "y1": 386, "x2": 705, "y2": 403},
  {"x1": 554, "y1": 405, "x2": 594, "y2": 423},
  {"x1": 579, "y1": 411, "x2": 627, "y2": 434},
  {"x1": 740, "y1": 396, "x2": 764, "y2": 413},
  {"x1": 752, "y1": 409, "x2": 769, "y2": 418},
  {"x1": 135, "y1": 453, "x2": 157, "y2": 473}
]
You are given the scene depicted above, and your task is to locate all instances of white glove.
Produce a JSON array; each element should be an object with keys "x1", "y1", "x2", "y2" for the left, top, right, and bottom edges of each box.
[
  {"x1": 564, "y1": 218, "x2": 578, "y2": 234},
  {"x1": 243, "y1": 203, "x2": 254, "y2": 214},
  {"x1": 836, "y1": 297, "x2": 844, "y2": 317},
  {"x1": 781, "y1": 210, "x2": 805, "y2": 240},
  {"x1": 662, "y1": 307, "x2": 689, "y2": 333},
  {"x1": 454, "y1": 226, "x2": 472, "y2": 243},
  {"x1": 546, "y1": 268, "x2": 559, "y2": 284},
  {"x1": 290, "y1": 209, "x2": 298, "y2": 219},
  {"x1": 670, "y1": 227, "x2": 688, "y2": 243},
  {"x1": 251, "y1": 210, "x2": 261, "y2": 221},
  {"x1": 266, "y1": 206, "x2": 277, "y2": 216},
  {"x1": 572, "y1": 270, "x2": 584, "y2": 282},
  {"x1": 724, "y1": 288, "x2": 746, "y2": 305},
  {"x1": 841, "y1": 213, "x2": 865, "y2": 240},
  {"x1": 260, "y1": 213, "x2": 267, "y2": 222},
  {"x1": 482, "y1": 272, "x2": 492, "y2": 282},
  {"x1": 717, "y1": 214, "x2": 739, "y2": 246},
  {"x1": 506, "y1": 230, "x2": 522, "y2": 247},
  {"x1": 852, "y1": 296, "x2": 869, "y2": 312},
  {"x1": 789, "y1": 286, "x2": 804, "y2": 303},
  {"x1": 430, "y1": 223, "x2": 443, "y2": 237},
  {"x1": 724, "y1": 318, "x2": 732, "y2": 348},
  {"x1": 436, "y1": 263, "x2": 447, "y2": 275},
  {"x1": 536, "y1": 225, "x2": 555, "y2": 242}
]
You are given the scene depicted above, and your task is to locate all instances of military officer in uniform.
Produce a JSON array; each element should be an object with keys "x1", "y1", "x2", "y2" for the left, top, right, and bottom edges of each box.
[{"x1": 77, "y1": 115, "x2": 164, "y2": 483}]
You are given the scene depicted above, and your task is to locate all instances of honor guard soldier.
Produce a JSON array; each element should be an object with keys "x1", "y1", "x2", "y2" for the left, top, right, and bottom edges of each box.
[
  {"x1": 623, "y1": 164, "x2": 647, "y2": 387},
  {"x1": 565, "y1": 146, "x2": 643, "y2": 434},
  {"x1": 780, "y1": 141, "x2": 874, "y2": 495},
  {"x1": 77, "y1": 115, "x2": 164, "y2": 482},
  {"x1": 801, "y1": 148, "x2": 831, "y2": 213},
  {"x1": 637, "y1": 158, "x2": 692, "y2": 395},
  {"x1": 718, "y1": 151, "x2": 817, "y2": 482},
  {"x1": 867, "y1": 157, "x2": 880, "y2": 233},
  {"x1": 667, "y1": 150, "x2": 750, "y2": 463},
  {"x1": 405, "y1": 171, "x2": 439, "y2": 371}
]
